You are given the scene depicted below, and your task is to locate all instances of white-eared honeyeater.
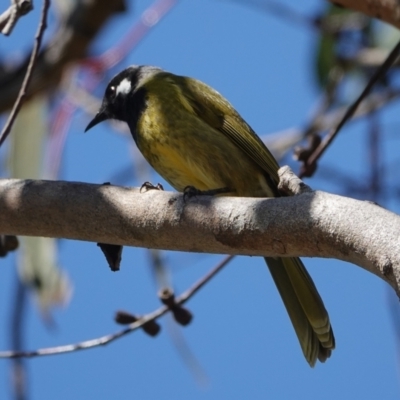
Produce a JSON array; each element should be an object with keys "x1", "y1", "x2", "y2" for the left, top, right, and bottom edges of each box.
[{"x1": 85, "y1": 65, "x2": 335, "y2": 366}]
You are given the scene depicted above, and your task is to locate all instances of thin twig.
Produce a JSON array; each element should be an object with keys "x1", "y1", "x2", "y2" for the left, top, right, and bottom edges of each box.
[
  {"x1": 0, "y1": 255, "x2": 234, "y2": 359},
  {"x1": 0, "y1": 0, "x2": 50, "y2": 147},
  {"x1": 302, "y1": 39, "x2": 400, "y2": 177}
]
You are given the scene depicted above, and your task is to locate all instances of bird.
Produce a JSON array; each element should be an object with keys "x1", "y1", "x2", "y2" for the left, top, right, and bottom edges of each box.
[{"x1": 85, "y1": 65, "x2": 335, "y2": 366}]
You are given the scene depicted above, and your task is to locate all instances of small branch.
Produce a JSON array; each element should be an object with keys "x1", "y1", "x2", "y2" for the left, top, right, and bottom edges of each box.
[
  {"x1": 277, "y1": 166, "x2": 312, "y2": 195},
  {"x1": 301, "y1": 39, "x2": 400, "y2": 177},
  {"x1": 0, "y1": 0, "x2": 33, "y2": 36},
  {"x1": 0, "y1": 255, "x2": 233, "y2": 359},
  {"x1": 0, "y1": 0, "x2": 50, "y2": 147},
  {"x1": 0, "y1": 1, "x2": 126, "y2": 114}
]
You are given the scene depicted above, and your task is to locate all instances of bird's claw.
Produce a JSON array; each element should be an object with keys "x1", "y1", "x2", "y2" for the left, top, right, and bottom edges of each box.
[
  {"x1": 183, "y1": 186, "x2": 201, "y2": 202},
  {"x1": 140, "y1": 182, "x2": 164, "y2": 193}
]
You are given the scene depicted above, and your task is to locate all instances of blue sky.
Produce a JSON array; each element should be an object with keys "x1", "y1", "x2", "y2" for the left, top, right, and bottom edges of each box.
[{"x1": 1, "y1": 0, "x2": 400, "y2": 399}]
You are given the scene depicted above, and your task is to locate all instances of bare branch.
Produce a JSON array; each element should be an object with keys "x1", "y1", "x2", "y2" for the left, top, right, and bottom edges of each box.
[
  {"x1": 0, "y1": 255, "x2": 233, "y2": 359},
  {"x1": 0, "y1": 169, "x2": 399, "y2": 292},
  {"x1": 0, "y1": 0, "x2": 126, "y2": 114},
  {"x1": 301, "y1": 39, "x2": 400, "y2": 177},
  {"x1": 0, "y1": 0, "x2": 50, "y2": 147}
]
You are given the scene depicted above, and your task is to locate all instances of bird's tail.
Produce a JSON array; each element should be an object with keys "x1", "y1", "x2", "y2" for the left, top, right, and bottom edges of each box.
[{"x1": 265, "y1": 256, "x2": 335, "y2": 367}]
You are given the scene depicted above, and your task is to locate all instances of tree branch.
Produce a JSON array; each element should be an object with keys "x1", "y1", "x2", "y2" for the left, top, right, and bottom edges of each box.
[
  {"x1": 301, "y1": 39, "x2": 400, "y2": 177},
  {"x1": 0, "y1": 0, "x2": 50, "y2": 147},
  {"x1": 0, "y1": 0, "x2": 126, "y2": 113},
  {"x1": 0, "y1": 167, "x2": 399, "y2": 292},
  {"x1": 0, "y1": 255, "x2": 234, "y2": 359}
]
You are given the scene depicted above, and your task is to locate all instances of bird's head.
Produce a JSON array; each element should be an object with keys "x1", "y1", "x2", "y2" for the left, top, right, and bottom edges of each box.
[{"x1": 85, "y1": 65, "x2": 162, "y2": 132}]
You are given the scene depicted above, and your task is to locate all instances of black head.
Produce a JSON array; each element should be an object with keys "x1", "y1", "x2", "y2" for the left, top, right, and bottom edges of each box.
[{"x1": 85, "y1": 65, "x2": 163, "y2": 132}]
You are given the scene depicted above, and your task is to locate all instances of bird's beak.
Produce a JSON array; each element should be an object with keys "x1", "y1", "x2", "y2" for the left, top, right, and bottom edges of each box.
[{"x1": 85, "y1": 110, "x2": 108, "y2": 132}]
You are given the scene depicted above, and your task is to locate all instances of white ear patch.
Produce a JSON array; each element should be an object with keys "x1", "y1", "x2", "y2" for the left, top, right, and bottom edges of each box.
[{"x1": 116, "y1": 78, "x2": 132, "y2": 96}]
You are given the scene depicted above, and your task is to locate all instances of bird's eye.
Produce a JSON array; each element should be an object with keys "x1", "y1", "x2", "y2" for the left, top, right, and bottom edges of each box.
[{"x1": 106, "y1": 85, "x2": 116, "y2": 98}]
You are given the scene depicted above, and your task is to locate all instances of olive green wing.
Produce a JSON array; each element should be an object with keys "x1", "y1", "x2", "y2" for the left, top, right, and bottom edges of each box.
[{"x1": 177, "y1": 76, "x2": 280, "y2": 183}]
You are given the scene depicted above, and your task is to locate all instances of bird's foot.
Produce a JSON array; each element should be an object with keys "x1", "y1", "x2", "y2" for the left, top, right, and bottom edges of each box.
[
  {"x1": 140, "y1": 181, "x2": 164, "y2": 193},
  {"x1": 183, "y1": 186, "x2": 231, "y2": 202}
]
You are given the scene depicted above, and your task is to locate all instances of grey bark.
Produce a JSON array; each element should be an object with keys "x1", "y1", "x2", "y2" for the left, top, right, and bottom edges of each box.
[{"x1": 0, "y1": 167, "x2": 399, "y2": 293}]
